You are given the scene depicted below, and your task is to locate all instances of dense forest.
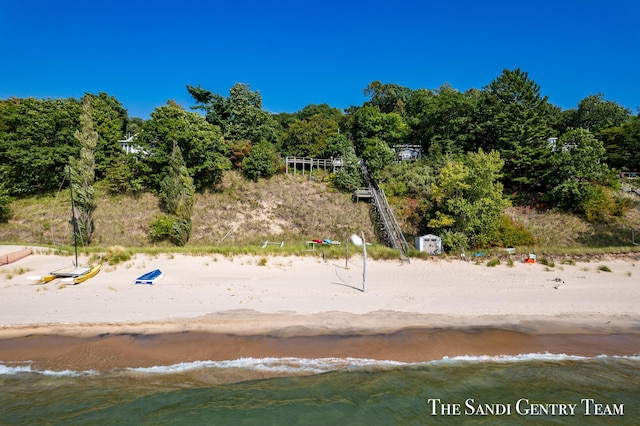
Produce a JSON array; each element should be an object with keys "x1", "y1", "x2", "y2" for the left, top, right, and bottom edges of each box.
[{"x1": 1, "y1": 68, "x2": 639, "y2": 251}]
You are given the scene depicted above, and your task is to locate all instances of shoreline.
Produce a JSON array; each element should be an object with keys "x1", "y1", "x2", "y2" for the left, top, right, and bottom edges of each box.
[
  {"x1": 2, "y1": 312, "x2": 639, "y2": 371},
  {"x1": 1, "y1": 246, "x2": 639, "y2": 370},
  {"x1": 2, "y1": 323, "x2": 639, "y2": 372}
]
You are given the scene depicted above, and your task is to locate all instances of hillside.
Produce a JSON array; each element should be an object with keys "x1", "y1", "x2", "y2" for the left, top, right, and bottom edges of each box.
[
  {"x1": 0, "y1": 172, "x2": 377, "y2": 249},
  {"x1": 2, "y1": 171, "x2": 640, "y2": 255}
]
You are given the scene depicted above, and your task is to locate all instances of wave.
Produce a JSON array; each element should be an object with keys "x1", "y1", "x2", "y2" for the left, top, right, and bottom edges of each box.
[
  {"x1": 437, "y1": 352, "x2": 640, "y2": 364},
  {"x1": 2, "y1": 353, "x2": 639, "y2": 377},
  {"x1": 125, "y1": 356, "x2": 405, "y2": 375},
  {"x1": 0, "y1": 363, "x2": 98, "y2": 377}
]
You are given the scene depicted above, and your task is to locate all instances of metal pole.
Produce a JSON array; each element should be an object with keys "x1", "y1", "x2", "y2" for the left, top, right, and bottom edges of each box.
[
  {"x1": 67, "y1": 166, "x2": 78, "y2": 267},
  {"x1": 361, "y1": 231, "x2": 367, "y2": 292},
  {"x1": 345, "y1": 236, "x2": 349, "y2": 269}
]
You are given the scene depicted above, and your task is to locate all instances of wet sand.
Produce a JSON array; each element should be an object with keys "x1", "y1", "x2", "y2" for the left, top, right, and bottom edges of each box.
[
  {"x1": 1, "y1": 247, "x2": 639, "y2": 372},
  {"x1": 1, "y1": 327, "x2": 639, "y2": 372}
]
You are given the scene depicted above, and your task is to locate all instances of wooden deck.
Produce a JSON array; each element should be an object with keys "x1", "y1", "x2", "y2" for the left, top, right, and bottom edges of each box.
[{"x1": 285, "y1": 157, "x2": 342, "y2": 175}]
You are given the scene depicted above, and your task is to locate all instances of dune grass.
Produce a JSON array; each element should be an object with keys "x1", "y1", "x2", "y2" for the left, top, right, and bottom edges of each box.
[{"x1": 2, "y1": 171, "x2": 640, "y2": 261}]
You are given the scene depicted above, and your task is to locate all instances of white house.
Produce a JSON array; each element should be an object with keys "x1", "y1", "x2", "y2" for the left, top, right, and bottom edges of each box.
[{"x1": 118, "y1": 133, "x2": 146, "y2": 155}]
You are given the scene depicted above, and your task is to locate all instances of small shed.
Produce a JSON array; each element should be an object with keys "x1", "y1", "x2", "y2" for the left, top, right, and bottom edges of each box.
[{"x1": 415, "y1": 234, "x2": 442, "y2": 255}]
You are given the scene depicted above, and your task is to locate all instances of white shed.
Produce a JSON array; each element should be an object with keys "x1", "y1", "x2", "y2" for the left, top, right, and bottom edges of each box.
[{"x1": 415, "y1": 234, "x2": 441, "y2": 255}]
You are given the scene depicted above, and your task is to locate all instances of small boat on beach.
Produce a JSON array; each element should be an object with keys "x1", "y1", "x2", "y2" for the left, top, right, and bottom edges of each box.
[
  {"x1": 26, "y1": 166, "x2": 102, "y2": 285},
  {"x1": 27, "y1": 263, "x2": 102, "y2": 285},
  {"x1": 58, "y1": 263, "x2": 102, "y2": 285},
  {"x1": 135, "y1": 269, "x2": 163, "y2": 285}
]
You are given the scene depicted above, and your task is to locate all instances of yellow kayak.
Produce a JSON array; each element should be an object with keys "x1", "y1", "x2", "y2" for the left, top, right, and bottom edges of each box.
[
  {"x1": 26, "y1": 274, "x2": 58, "y2": 285},
  {"x1": 60, "y1": 264, "x2": 102, "y2": 285}
]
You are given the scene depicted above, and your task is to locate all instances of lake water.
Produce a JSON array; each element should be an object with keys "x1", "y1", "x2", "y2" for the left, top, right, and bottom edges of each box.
[{"x1": 2, "y1": 352, "x2": 638, "y2": 425}]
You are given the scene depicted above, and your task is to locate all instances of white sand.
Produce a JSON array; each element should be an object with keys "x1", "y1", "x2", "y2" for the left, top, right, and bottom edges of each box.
[{"x1": 1, "y1": 246, "x2": 639, "y2": 337}]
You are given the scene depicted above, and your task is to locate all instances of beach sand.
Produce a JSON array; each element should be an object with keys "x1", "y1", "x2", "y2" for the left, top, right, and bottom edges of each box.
[{"x1": 1, "y1": 246, "x2": 639, "y2": 370}]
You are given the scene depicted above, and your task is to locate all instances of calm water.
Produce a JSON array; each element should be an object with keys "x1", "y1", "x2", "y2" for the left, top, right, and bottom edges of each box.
[{"x1": 2, "y1": 354, "x2": 638, "y2": 425}]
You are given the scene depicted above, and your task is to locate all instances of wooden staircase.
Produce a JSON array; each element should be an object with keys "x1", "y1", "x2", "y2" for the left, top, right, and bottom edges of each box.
[{"x1": 358, "y1": 161, "x2": 410, "y2": 261}]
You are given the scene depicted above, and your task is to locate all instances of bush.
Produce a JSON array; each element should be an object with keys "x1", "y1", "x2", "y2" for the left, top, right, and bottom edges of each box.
[
  {"x1": 331, "y1": 155, "x2": 365, "y2": 192},
  {"x1": 0, "y1": 186, "x2": 12, "y2": 223},
  {"x1": 104, "y1": 245, "x2": 132, "y2": 265},
  {"x1": 149, "y1": 215, "x2": 174, "y2": 242},
  {"x1": 149, "y1": 215, "x2": 192, "y2": 246},
  {"x1": 538, "y1": 257, "x2": 555, "y2": 267},
  {"x1": 440, "y1": 230, "x2": 469, "y2": 252},
  {"x1": 242, "y1": 140, "x2": 281, "y2": 181},
  {"x1": 495, "y1": 215, "x2": 535, "y2": 247},
  {"x1": 171, "y1": 217, "x2": 192, "y2": 246},
  {"x1": 486, "y1": 257, "x2": 500, "y2": 267},
  {"x1": 583, "y1": 186, "x2": 613, "y2": 222}
]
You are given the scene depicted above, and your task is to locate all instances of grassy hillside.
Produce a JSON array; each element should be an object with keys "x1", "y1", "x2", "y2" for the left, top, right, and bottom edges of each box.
[
  {"x1": 0, "y1": 171, "x2": 377, "y2": 251},
  {"x1": 2, "y1": 171, "x2": 640, "y2": 257}
]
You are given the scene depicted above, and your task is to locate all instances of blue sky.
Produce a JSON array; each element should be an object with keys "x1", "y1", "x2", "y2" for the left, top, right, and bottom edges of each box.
[{"x1": 2, "y1": 0, "x2": 638, "y2": 119}]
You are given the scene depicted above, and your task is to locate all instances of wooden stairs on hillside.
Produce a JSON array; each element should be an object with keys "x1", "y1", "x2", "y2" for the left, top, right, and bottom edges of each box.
[{"x1": 356, "y1": 162, "x2": 410, "y2": 261}]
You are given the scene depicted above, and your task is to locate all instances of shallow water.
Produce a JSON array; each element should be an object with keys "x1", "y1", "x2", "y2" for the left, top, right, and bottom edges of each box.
[{"x1": 2, "y1": 354, "x2": 639, "y2": 425}]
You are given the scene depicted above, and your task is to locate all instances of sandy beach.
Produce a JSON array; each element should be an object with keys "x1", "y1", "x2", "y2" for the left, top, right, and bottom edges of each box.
[{"x1": 1, "y1": 245, "x2": 639, "y2": 369}]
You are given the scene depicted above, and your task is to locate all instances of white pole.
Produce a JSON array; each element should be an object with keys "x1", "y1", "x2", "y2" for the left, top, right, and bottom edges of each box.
[
  {"x1": 361, "y1": 231, "x2": 367, "y2": 292},
  {"x1": 345, "y1": 236, "x2": 349, "y2": 269}
]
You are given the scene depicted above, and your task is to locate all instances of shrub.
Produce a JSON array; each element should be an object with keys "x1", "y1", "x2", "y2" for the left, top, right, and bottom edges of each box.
[
  {"x1": 583, "y1": 186, "x2": 613, "y2": 223},
  {"x1": 538, "y1": 257, "x2": 555, "y2": 268},
  {"x1": 440, "y1": 230, "x2": 469, "y2": 253},
  {"x1": 242, "y1": 140, "x2": 281, "y2": 181},
  {"x1": 495, "y1": 215, "x2": 535, "y2": 247},
  {"x1": 0, "y1": 186, "x2": 12, "y2": 223},
  {"x1": 149, "y1": 215, "x2": 174, "y2": 242},
  {"x1": 171, "y1": 217, "x2": 192, "y2": 246},
  {"x1": 149, "y1": 215, "x2": 192, "y2": 246},
  {"x1": 486, "y1": 257, "x2": 500, "y2": 267},
  {"x1": 598, "y1": 265, "x2": 612, "y2": 272},
  {"x1": 104, "y1": 245, "x2": 132, "y2": 265},
  {"x1": 228, "y1": 140, "x2": 252, "y2": 169}
]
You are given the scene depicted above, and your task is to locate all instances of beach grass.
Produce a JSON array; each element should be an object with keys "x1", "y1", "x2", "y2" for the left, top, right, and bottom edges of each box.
[{"x1": 2, "y1": 171, "x2": 640, "y2": 260}]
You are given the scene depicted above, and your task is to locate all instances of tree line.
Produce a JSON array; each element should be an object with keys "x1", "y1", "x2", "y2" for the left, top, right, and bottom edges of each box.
[{"x1": 0, "y1": 68, "x2": 638, "y2": 249}]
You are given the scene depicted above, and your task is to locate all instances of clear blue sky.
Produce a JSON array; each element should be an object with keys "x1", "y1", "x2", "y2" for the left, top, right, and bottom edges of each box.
[{"x1": 2, "y1": 0, "x2": 638, "y2": 119}]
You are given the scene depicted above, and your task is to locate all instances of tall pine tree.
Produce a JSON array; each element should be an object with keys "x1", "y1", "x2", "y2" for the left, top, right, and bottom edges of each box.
[{"x1": 472, "y1": 68, "x2": 554, "y2": 193}]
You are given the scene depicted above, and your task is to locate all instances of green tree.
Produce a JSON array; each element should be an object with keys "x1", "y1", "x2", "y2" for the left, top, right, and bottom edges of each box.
[
  {"x1": 405, "y1": 85, "x2": 476, "y2": 158},
  {"x1": 187, "y1": 83, "x2": 280, "y2": 144},
  {"x1": 471, "y1": 68, "x2": 554, "y2": 192},
  {"x1": 138, "y1": 101, "x2": 229, "y2": 190},
  {"x1": 378, "y1": 160, "x2": 436, "y2": 237},
  {"x1": 69, "y1": 96, "x2": 98, "y2": 245},
  {"x1": 331, "y1": 146, "x2": 365, "y2": 192},
  {"x1": 573, "y1": 93, "x2": 632, "y2": 133},
  {"x1": 427, "y1": 150, "x2": 510, "y2": 249},
  {"x1": 363, "y1": 81, "x2": 413, "y2": 114},
  {"x1": 0, "y1": 180, "x2": 12, "y2": 222},
  {"x1": 0, "y1": 97, "x2": 80, "y2": 195},
  {"x1": 598, "y1": 115, "x2": 640, "y2": 171},
  {"x1": 281, "y1": 113, "x2": 340, "y2": 158},
  {"x1": 350, "y1": 105, "x2": 409, "y2": 157},
  {"x1": 154, "y1": 142, "x2": 195, "y2": 246},
  {"x1": 103, "y1": 154, "x2": 150, "y2": 194},
  {"x1": 242, "y1": 140, "x2": 281, "y2": 181},
  {"x1": 361, "y1": 137, "x2": 397, "y2": 179},
  {"x1": 296, "y1": 103, "x2": 343, "y2": 122},
  {"x1": 545, "y1": 128, "x2": 617, "y2": 215},
  {"x1": 85, "y1": 92, "x2": 128, "y2": 179}
]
